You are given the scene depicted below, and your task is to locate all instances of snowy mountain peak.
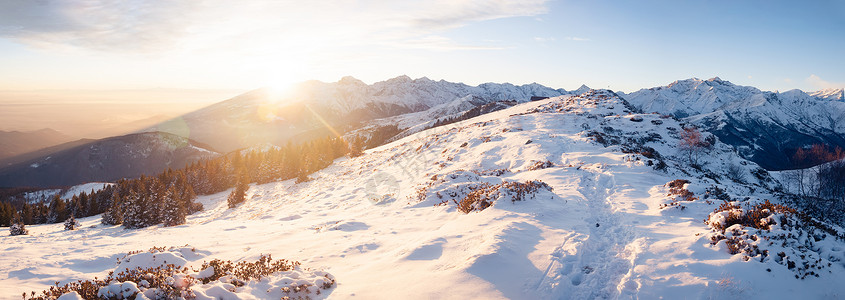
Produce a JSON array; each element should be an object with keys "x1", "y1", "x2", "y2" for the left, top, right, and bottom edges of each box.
[
  {"x1": 338, "y1": 76, "x2": 366, "y2": 86},
  {"x1": 386, "y1": 74, "x2": 413, "y2": 83},
  {"x1": 624, "y1": 77, "x2": 845, "y2": 170},
  {"x1": 809, "y1": 88, "x2": 844, "y2": 101},
  {"x1": 573, "y1": 84, "x2": 592, "y2": 95}
]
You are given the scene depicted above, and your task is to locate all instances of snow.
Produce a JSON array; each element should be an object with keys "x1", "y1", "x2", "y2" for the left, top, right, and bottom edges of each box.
[
  {"x1": 3, "y1": 90, "x2": 844, "y2": 299},
  {"x1": 61, "y1": 182, "x2": 112, "y2": 200},
  {"x1": 23, "y1": 182, "x2": 112, "y2": 204}
]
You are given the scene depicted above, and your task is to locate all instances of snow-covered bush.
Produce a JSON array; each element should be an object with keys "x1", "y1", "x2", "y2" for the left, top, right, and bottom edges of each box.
[
  {"x1": 64, "y1": 215, "x2": 79, "y2": 230},
  {"x1": 412, "y1": 170, "x2": 553, "y2": 213},
  {"x1": 456, "y1": 180, "x2": 552, "y2": 213},
  {"x1": 705, "y1": 199, "x2": 845, "y2": 279},
  {"x1": 9, "y1": 222, "x2": 28, "y2": 236},
  {"x1": 24, "y1": 247, "x2": 336, "y2": 300}
]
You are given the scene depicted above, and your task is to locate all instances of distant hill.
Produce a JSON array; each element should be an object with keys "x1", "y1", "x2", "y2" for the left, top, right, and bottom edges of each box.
[
  {"x1": 0, "y1": 132, "x2": 219, "y2": 188},
  {"x1": 0, "y1": 128, "x2": 74, "y2": 161}
]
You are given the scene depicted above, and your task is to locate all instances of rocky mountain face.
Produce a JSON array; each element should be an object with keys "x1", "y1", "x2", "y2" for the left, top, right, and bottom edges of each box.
[
  {"x1": 147, "y1": 75, "x2": 570, "y2": 152},
  {"x1": 0, "y1": 132, "x2": 218, "y2": 187},
  {"x1": 621, "y1": 77, "x2": 845, "y2": 170}
]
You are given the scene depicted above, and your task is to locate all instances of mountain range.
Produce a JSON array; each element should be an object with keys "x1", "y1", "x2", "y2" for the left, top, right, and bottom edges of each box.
[
  {"x1": 620, "y1": 77, "x2": 845, "y2": 170},
  {"x1": 146, "y1": 75, "x2": 573, "y2": 153},
  {"x1": 1, "y1": 75, "x2": 842, "y2": 187}
]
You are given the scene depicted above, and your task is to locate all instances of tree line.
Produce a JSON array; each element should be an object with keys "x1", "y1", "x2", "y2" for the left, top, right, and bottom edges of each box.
[{"x1": 4, "y1": 135, "x2": 354, "y2": 232}]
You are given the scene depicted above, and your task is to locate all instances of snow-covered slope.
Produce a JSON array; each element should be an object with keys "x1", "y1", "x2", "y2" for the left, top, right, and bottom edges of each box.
[
  {"x1": 22, "y1": 182, "x2": 112, "y2": 204},
  {"x1": 148, "y1": 76, "x2": 570, "y2": 152},
  {"x1": 622, "y1": 78, "x2": 845, "y2": 170},
  {"x1": 4, "y1": 90, "x2": 844, "y2": 299}
]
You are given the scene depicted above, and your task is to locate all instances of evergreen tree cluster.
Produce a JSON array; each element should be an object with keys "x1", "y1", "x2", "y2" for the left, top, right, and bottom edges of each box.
[
  {"x1": 186, "y1": 136, "x2": 350, "y2": 192},
  {"x1": 0, "y1": 188, "x2": 113, "y2": 228},
  {"x1": 3, "y1": 135, "x2": 353, "y2": 231},
  {"x1": 102, "y1": 170, "x2": 199, "y2": 229}
]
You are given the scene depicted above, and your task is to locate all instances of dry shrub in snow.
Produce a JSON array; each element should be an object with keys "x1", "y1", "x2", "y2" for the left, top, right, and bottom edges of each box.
[
  {"x1": 24, "y1": 247, "x2": 336, "y2": 300},
  {"x1": 707, "y1": 199, "x2": 794, "y2": 232},
  {"x1": 705, "y1": 199, "x2": 845, "y2": 279},
  {"x1": 660, "y1": 179, "x2": 697, "y2": 210},
  {"x1": 525, "y1": 160, "x2": 555, "y2": 171},
  {"x1": 457, "y1": 180, "x2": 552, "y2": 213}
]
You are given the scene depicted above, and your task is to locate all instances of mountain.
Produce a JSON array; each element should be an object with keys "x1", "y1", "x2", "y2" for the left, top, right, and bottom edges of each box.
[
  {"x1": 0, "y1": 128, "x2": 74, "y2": 161},
  {"x1": 621, "y1": 77, "x2": 845, "y2": 170},
  {"x1": 5, "y1": 91, "x2": 843, "y2": 299},
  {"x1": 809, "y1": 88, "x2": 845, "y2": 102},
  {"x1": 0, "y1": 132, "x2": 218, "y2": 188},
  {"x1": 146, "y1": 75, "x2": 569, "y2": 152}
]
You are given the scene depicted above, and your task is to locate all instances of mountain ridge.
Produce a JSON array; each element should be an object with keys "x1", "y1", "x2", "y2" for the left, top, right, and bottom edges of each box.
[
  {"x1": 0, "y1": 131, "x2": 218, "y2": 188},
  {"x1": 621, "y1": 77, "x2": 845, "y2": 170}
]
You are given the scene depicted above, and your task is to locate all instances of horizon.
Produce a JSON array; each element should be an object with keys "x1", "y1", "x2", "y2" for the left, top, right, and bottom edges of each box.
[{"x1": 1, "y1": 0, "x2": 844, "y2": 135}]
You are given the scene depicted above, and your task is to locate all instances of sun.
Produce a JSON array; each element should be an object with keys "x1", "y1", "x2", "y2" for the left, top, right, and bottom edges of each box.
[{"x1": 264, "y1": 73, "x2": 298, "y2": 104}]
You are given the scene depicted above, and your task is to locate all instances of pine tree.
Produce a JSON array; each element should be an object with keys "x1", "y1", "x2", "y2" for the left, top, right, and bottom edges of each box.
[
  {"x1": 87, "y1": 195, "x2": 99, "y2": 217},
  {"x1": 21, "y1": 203, "x2": 33, "y2": 225},
  {"x1": 64, "y1": 214, "x2": 79, "y2": 230},
  {"x1": 101, "y1": 194, "x2": 123, "y2": 225},
  {"x1": 0, "y1": 202, "x2": 12, "y2": 227},
  {"x1": 227, "y1": 175, "x2": 249, "y2": 208},
  {"x1": 78, "y1": 192, "x2": 89, "y2": 218},
  {"x1": 162, "y1": 186, "x2": 186, "y2": 226},
  {"x1": 47, "y1": 195, "x2": 68, "y2": 224},
  {"x1": 122, "y1": 188, "x2": 145, "y2": 229}
]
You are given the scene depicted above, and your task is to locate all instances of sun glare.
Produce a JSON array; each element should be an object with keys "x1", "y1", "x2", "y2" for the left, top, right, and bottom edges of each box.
[{"x1": 264, "y1": 74, "x2": 298, "y2": 104}]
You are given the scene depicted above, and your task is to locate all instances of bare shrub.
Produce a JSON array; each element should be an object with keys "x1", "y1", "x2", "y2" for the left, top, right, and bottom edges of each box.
[{"x1": 679, "y1": 126, "x2": 708, "y2": 166}]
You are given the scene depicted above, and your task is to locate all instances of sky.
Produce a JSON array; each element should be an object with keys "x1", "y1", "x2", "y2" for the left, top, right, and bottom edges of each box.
[{"x1": 0, "y1": 0, "x2": 844, "y2": 135}]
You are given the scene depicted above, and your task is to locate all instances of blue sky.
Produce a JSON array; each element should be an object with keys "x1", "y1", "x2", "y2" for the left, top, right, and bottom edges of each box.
[
  {"x1": 0, "y1": 1, "x2": 845, "y2": 91},
  {"x1": 0, "y1": 0, "x2": 842, "y2": 113}
]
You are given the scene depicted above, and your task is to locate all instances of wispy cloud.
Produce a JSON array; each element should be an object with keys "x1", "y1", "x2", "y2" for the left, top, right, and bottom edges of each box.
[
  {"x1": 806, "y1": 74, "x2": 844, "y2": 90},
  {"x1": 564, "y1": 36, "x2": 591, "y2": 41},
  {"x1": 0, "y1": 0, "x2": 549, "y2": 53},
  {"x1": 395, "y1": 36, "x2": 505, "y2": 51},
  {"x1": 533, "y1": 37, "x2": 556, "y2": 43}
]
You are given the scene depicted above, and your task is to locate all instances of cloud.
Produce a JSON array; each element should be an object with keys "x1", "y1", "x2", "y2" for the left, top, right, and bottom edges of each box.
[
  {"x1": 395, "y1": 36, "x2": 505, "y2": 51},
  {"x1": 806, "y1": 74, "x2": 845, "y2": 90},
  {"x1": 0, "y1": 0, "x2": 549, "y2": 53},
  {"x1": 0, "y1": 1, "x2": 198, "y2": 52},
  {"x1": 411, "y1": 0, "x2": 548, "y2": 29},
  {"x1": 533, "y1": 37, "x2": 555, "y2": 42},
  {"x1": 564, "y1": 36, "x2": 590, "y2": 41}
]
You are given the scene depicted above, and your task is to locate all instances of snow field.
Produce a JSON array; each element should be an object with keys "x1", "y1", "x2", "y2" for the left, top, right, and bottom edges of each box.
[{"x1": 3, "y1": 90, "x2": 845, "y2": 299}]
